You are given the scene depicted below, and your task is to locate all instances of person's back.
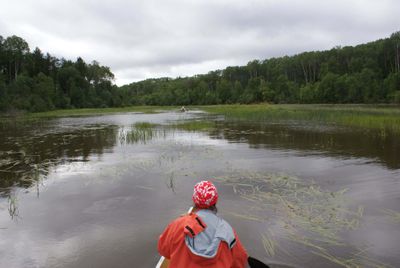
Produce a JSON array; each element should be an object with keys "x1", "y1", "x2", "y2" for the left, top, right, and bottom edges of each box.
[{"x1": 158, "y1": 181, "x2": 248, "y2": 268}]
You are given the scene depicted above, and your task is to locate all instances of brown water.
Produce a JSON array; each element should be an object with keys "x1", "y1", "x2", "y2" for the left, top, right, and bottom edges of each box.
[{"x1": 0, "y1": 111, "x2": 399, "y2": 268}]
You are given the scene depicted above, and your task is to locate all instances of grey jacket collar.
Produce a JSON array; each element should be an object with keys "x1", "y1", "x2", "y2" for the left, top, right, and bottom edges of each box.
[{"x1": 185, "y1": 209, "x2": 236, "y2": 259}]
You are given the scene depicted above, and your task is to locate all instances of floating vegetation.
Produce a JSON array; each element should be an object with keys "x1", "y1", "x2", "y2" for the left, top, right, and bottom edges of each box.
[
  {"x1": 227, "y1": 211, "x2": 264, "y2": 222},
  {"x1": 166, "y1": 171, "x2": 176, "y2": 193},
  {"x1": 220, "y1": 172, "x2": 389, "y2": 268},
  {"x1": 381, "y1": 209, "x2": 400, "y2": 224},
  {"x1": 0, "y1": 151, "x2": 47, "y2": 197},
  {"x1": 0, "y1": 122, "x2": 118, "y2": 198},
  {"x1": 8, "y1": 195, "x2": 19, "y2": 219},
  {"x1": 261, "y1": 230, "x2": 276, "y2": 257}
]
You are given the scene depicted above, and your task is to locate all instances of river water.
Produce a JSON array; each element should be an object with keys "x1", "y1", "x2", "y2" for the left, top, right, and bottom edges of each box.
[{"x1": 0, "y1": 110, "x2": 399, "y2": 268}]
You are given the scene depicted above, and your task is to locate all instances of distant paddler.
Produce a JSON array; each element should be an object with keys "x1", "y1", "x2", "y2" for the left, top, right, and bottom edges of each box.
[{"x1": 180, "y1": 106, "x2": 187, "y2": 112}]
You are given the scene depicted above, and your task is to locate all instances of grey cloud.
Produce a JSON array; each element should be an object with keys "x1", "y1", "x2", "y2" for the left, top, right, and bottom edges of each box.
[{"x1": 1, "y1": 0, "x2": 399, "y2": 85}]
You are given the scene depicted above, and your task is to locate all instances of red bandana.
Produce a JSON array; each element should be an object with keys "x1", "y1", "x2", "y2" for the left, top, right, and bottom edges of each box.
[{"x1": 192, "y1": 181, "x2": 218, "y2": 208}]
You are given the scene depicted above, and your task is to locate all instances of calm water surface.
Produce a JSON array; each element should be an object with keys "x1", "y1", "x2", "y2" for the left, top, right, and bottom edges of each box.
[{"x1": 0, "y1": 111, "x2": 399, "y2": 268}]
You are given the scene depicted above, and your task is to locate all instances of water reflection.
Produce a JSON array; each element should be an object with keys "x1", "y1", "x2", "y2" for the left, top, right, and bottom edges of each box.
[
  {"x1": 1, "y1": 117, "x2": 399, "y2": 199},
  {"x1": 0, "y1": 120, "x2": 118, "y2": 197},
  {"x1": 0, "y1": 112, "x2": 399, "y2": 268},
  {"x1": 209, "y1": 122, "x2": 400, "y2": 169},
  {"x1": 0, "y1": 112, "x2": 202, "y2": 198}
]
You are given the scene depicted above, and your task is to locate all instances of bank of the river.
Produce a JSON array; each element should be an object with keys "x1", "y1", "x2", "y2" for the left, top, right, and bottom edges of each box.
[
  {"x1": 202, "y1": 104, "x2": 400, "y2": 134},
  {"x1": 0, "y1": 106, "x2": 176, "y2": 121},
  {"x1": 2, "y1": 104, "x2": 400, "y2": 134}
]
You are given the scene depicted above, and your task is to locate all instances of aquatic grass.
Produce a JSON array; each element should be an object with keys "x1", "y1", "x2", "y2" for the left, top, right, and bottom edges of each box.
[
  {"x1": 381, "y1": 209, "x2": 400, "y2": 224},
  {"x1": 0, "y1": 106, "x2": 177, "y2": 121},
  {"x1": 118, "y1": 122, "x2": 164, "y2": 145},
  {"x1": 169, "y1": 120, "x2": 215, "y2": 132},
  {"x1": 261, "y1": 231, "x2": 276, "y2": 257},
  {"x1": 311, "y1": 249, "x2": 393, "y2": 268},
  {"x1": 166, "y1": 171, "x2": 176, "y2": 193},
  {"x1": 202, "y1": 104, "x2": 400, "y2": 134},
  {"x1": 221, "y1": 172, "x2": 359, "y2": 235},
  {"x1": 219, "y1": 172, "x2": 386, "y2": 267},
  {"x1": 133, "y1": 122, "x2": 159, "y2": 129},
  {"x1": 227, "y1": 211, "x2": 265, "y2": 222},
  {"x1": 8, "y1": 195, "x2": 19, "y2": 219},
  {"x1": 0, "y1": 151, "x2": 45, "y2": 195}
]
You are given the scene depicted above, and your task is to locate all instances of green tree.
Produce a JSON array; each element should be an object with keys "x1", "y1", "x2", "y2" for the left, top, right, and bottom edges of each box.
[
  {"x1": 26, "y1": 47, "x2": 47, "y2": 76},
  {"x1": 3, "y1": 35, "x2": 29, "y2": 81},
  {"x1": 383, "y1": 72, "x2": 400, "y2": 102},
  {"x1": 0, "y1": 35, "x2": 5, "y2": 78},
  {"x1": 273, "y1": 75, "x2": 293, "y2": 103},
  {"x1": 216, "y1": 79, "x2": 231, "y2": 103},
  {"x1": 8, "y1": 74, "x2": 34, "y2": 110},
  {"x1": 32, "y1": 73, "x2": 55, "y2": 111},
  {"x1": 228, "y1": 81, "x2": 242, "y2": 103},
  {"x1": 299, "y1": 83, "x2": 317, "y2": 103},
  {"x1": 345, "y1": 75, "x2": 363, "y2": 103},
  {"x1": 0, "y1": 74, "x2": 7, "y2": 110},
  {"x1": 87, "y1": 61, "x2": 114, "y2": 86},
  {"x1": 359, "y1": 68, "x2": 379, "y2": 102},
  {"x1": 317, "y1": 72, "x2": 341, "y2": 103}
]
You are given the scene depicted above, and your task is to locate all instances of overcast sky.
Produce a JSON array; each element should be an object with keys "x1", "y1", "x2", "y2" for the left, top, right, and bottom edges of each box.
[{"x1": 1, "y1": 0, "x2": 399, "y2": 85}]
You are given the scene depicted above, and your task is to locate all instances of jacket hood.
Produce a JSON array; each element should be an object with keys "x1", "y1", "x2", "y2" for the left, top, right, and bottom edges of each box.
[{"x1": 184, "y1": 209, "x2": 236, "y2": 259}]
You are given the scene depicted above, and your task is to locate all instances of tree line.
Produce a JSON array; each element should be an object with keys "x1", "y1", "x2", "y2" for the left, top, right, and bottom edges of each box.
[
  {"x1": 121, "y1": 32, "x2": 400, "y2": 105},
  {"x1": 1, "y1": 32, "x2": 400, "y2": 113},
  {"x1": 0, "y1": 35, "x2": 118, "y2": 112}
]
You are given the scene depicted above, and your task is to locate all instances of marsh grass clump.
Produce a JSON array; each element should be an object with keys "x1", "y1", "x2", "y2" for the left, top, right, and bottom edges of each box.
[
  {"x1": 202, "y1": 104, "x2": 400, "y2": 134},
  {"x1": 381, "y1": 209, "x2": 400, "y2": 224},
  {"x1": 118, "y1": 122, "x2": 164, "y2": 144},
  {"x1": 220, "y1": 172, "x2": 386, "y2": 267},
  {"x1": 134, "y1": 122, "x2": 158, "y2": 129},
  {"x1": 169, "y1": 120, "x2": 215, "y2": 132}
]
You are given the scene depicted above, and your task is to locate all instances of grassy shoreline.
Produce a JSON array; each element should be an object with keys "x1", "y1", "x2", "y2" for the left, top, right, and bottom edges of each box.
[
  {"x1": 2, "y1": 104, "x2": 400, "y2": 134},
  {"x1": 201, "y1": 104, "x2": 400, "y2": 133},
  {"x1": 0, "y1": 106, "x2": 177, "y2": 120}
]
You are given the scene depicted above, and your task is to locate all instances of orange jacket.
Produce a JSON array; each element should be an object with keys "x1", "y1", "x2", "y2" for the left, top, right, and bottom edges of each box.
[{"x1": 158, "y1": 210, "x2": 248, "y2": 268}]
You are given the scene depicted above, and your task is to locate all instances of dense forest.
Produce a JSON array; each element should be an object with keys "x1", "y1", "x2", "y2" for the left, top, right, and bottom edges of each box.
[
  {"x1": 1, "y1": 32, "x2": 400, "y2": 112},
  {"x1": 121, "y1": 32, "x2": 400, "y2": 105},
  {"x1": 0, "y1": 35, "x2": 118, "y2": 112}
]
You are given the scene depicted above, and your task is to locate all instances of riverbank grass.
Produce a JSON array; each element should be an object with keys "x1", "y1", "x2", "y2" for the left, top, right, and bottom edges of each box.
[
  {"x1": 202, "y1": 104, "x2": 400, "y2": 133},
  {"x1": 169, "y1": 120, "x2": 215, "y2": 131},
  {"x1": 0, "y1": 106, "x2": 177, "y2": 120}
]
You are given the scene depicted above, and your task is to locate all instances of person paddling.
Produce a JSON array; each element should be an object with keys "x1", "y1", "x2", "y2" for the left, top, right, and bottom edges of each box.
[{"x1": 158, "y1": 180, "x2": 248, "y2": 267}]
